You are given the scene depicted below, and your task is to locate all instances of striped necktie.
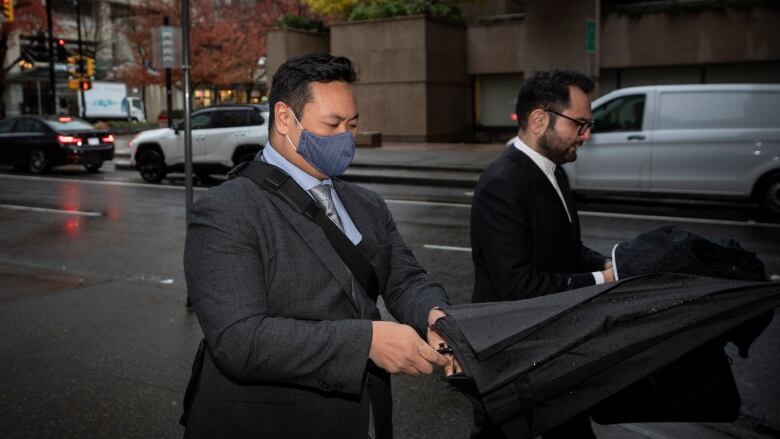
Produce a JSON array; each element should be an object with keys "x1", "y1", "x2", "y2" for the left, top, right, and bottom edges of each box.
[{"x1": 309, "y1": 184, "x2": 344, "y2": 231}]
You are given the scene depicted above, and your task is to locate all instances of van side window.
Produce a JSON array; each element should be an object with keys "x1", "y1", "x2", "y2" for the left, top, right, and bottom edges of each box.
[
  {"x1": 592, "y1": 95, "x2": 645, "y2": 133},
  {"x1": 659, "y1": 91, "x2": 779, "y2": 130}
]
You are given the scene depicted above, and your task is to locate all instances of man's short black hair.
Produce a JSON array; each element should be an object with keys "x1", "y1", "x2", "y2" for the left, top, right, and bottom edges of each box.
[
  {"x1": 515, "y1": 69, "x2": 594, "y2": 130},
  {"x1": 268, "y1": 53, "x2": 357, "y2": 132}
]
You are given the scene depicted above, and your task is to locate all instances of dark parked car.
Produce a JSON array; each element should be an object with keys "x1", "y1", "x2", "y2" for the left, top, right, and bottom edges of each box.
[{"x1": 0, "y1": 115, "x2": 115, "y2": 174}]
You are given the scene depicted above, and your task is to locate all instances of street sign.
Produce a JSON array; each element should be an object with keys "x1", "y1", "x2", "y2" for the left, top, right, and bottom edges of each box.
[
  {"x1": 586, "y1": 19, "x2": 597, "y2": 54},
  {"x1": 153, "y1": 26, "x2": 182, "y2": 69}
]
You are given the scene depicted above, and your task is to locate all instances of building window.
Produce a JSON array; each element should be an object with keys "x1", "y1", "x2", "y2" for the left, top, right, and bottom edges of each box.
[{"x1": 475, "y1": 73, "x2": 523, "y2": 127}]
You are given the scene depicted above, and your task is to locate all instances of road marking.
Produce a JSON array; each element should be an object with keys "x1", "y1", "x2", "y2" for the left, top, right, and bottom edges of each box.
[
  {"x1": 579, "y1": 210, "x2": 780, "y2": 229},
  {"x1": 386, "y1": 199, "x2": 470, "y2": 208},
  {"x1": 1, "y1": 173, "x2": 778, "y2": 229},
  {"x1": 424, "y1": 244, "x2": 472, "y2": 252},
  {"x1": 0, "y1": 173, "x2": 209, "y2": 191},
  {"x1": 0, "y1": 203, "x2": 102, "y2": 217}
]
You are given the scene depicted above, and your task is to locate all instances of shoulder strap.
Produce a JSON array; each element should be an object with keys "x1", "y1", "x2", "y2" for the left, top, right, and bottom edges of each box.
[{"x1": 228, "y1": 161, "x2": 379, "y2": 301}]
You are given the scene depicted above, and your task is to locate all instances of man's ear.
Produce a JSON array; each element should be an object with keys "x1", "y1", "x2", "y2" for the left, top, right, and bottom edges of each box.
[
  {"x1": 529, "y1": 109, "x2": 548, "y2": 136},
  {"x1": 274, "y1": 102, "x2": 290, "y2": 136}
]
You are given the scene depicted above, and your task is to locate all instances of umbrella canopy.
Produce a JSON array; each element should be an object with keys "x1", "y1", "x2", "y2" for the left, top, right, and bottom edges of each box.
[{"x1": 435, "y1": 273, "x2": 780, "y2": 438}]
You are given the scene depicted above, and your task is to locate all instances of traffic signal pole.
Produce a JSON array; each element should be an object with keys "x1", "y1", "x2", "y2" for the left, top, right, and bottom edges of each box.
[
  {"x1": 75, "y1": 0, "x2": 85, "y2": 118},
  {"x1": 45, "y1": 0, "x2": 56, "y2": 113},
  {"x1": 182, "y1": 0, "x2": 193, "y2": 308}
]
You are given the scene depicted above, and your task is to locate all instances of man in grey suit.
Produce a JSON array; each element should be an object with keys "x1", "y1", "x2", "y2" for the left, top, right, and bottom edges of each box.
[{"x1": 182, "y1": 53, "x2": 453, "y2": 438}]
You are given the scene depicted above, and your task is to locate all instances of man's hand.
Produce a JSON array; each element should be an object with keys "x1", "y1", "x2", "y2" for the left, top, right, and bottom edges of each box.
[
  {"x1": 602, "y1": 260, "x2": 615, "y2": 282},
  {"x1": 369, "y1": 321, "x2": 447, "y2": 376},
  {"x1": 426, "y1": 309, "x2": 462, "y2": 376}
]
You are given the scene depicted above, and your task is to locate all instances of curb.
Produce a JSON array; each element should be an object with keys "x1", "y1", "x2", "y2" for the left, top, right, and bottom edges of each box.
[
  {"x1": 349, "y1": 162, "x2": 484, "y2": 173},
  {"x1": 339, "y1": 173, "x2": 477, "y2": 188}
]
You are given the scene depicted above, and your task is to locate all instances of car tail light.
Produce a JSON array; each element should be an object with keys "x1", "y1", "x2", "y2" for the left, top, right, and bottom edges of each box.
[
  {"x1": 101, "y1": 134, "x2": 115, "y2": 143},
  {"x1": 57, "y1": 135, "x2": 83, "y2": 145}
]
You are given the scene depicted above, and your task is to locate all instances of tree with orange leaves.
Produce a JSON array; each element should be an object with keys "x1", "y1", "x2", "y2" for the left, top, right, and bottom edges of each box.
[
  {"x1": 117, "y1": 0, "x2": 300, "y2": 101},
  {"x1": 1, "y1": 0, "x2": 48, "y2": 117}
]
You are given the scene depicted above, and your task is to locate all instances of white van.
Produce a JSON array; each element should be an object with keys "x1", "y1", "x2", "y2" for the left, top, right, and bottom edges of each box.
[{"x1": 565, "y1": 84, "x2": 780, "y2": 215}]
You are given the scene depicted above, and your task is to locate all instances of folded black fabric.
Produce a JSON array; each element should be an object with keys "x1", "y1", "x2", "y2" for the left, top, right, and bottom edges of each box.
[{"x1": 437, "y1": 273, "x2": 780, "y2": 438}]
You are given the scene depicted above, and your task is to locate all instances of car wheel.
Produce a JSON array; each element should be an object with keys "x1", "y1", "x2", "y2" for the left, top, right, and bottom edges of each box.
[
  {"x1": 28, "y1": 149, "x2": 51, "y2": 174},
  {"x1": 84, "y1": 160, "x2": 103, "y2": 173},
  {"x1": 762, "y1": 177, "x2": 780, "y2": 216},
  {"x1": 137, "y1": 149, "x2": 167, "y2": 183}
]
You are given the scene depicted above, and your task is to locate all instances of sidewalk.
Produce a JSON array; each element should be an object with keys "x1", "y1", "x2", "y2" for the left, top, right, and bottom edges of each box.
[{"x1": 112, "y1": 135, "x2": 505, "y2": 187}]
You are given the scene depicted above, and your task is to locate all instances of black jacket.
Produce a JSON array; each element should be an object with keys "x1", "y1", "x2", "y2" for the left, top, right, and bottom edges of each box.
[{"x1": 471, "y1": 146, "x2": 607, "y2": 303}]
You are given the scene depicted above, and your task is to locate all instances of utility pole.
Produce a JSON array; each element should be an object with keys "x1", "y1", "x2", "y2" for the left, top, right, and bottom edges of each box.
[{"x1": 45, "y1": 0, "x2": 55, "y2": 113}]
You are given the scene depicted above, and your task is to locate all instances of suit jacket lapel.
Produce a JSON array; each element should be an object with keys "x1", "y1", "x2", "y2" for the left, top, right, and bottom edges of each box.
[
  {"x1": 264, "y1": 192, "x2": 359, "y2": 311},
  {"x1": 332, "y1": 180, "x2": 380, "y2": 259},
  {"x1": 554, "y1": 167, "x2": 574, "y2": 220},
  {"x1": 506, "y1": 147, "x2": 572, "y2": 224}
]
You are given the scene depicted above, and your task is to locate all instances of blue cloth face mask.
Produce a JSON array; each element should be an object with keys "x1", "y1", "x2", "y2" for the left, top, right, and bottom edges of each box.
[{"x1": 285, "y1": 109, "x2": 356, "y2": 177}]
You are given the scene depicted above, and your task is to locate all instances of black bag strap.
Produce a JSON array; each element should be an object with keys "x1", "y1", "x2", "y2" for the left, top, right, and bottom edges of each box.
[{"x1": 228, "y1": 160, "x2": 379, "y2": 301}]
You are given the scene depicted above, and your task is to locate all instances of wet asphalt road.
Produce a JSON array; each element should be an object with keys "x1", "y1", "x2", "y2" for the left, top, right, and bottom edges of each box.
[{"x1": 1, "y1": 165, "x2": 779, "y2": 438}]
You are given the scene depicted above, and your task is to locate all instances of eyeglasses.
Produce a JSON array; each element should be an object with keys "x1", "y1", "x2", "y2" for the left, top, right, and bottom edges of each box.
[{"x1": 545, "y1": 109, "x2": 595, "y2": 135}]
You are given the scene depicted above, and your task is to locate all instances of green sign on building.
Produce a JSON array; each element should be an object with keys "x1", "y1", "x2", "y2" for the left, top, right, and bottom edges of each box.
[{"x1": 586, "y1": 19, "x2": 596, "y2": 54}]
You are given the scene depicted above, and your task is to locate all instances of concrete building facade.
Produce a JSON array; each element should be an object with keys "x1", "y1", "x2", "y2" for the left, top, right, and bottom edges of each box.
[{"x1": 269, "y1": 0, "x2": 780, "y2": 141}]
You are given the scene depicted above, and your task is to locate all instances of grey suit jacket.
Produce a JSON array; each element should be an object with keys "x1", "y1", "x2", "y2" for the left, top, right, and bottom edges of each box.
[{"x1": 183, "y1": 174, "x2": 448, "y2": 438}]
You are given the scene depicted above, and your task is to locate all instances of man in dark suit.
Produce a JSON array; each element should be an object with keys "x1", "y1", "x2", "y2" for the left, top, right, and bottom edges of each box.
[
  {"x1": 470, "y1": 70, "x2": 615, "y2": 438},
  {"x1": 182, "y1": 53, "x2": 453, "y2": 439}
]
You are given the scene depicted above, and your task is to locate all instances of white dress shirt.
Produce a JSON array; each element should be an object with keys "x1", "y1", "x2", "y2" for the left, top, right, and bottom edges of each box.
[
  {"x1": 513, "y1": 137, "x2": 571, "y2": 222},
  {"x1": 262, "y1": 144, "x2": 362, "y2": 245}
]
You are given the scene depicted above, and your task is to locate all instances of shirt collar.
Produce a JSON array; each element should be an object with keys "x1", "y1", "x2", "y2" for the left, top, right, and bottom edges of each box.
[
  {"x1": 513, "y1": 136, "x2": 557, "y2": 176},
  {"x1": 262, "y1": 142, "x2": 332, "y2": 191}
]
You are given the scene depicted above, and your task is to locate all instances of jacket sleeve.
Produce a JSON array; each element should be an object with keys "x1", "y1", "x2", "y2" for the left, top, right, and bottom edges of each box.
[
  {"x1": 472, "y1": 177, "x2": 596, "y2": 300},
  {"x1": 373, "y1": 195, "x2": 449, "y2": 338},
  {"x1": 579, "y1": 243, "x2": 609, "y2": 272},
  {"x1": 184, "y1": 186, "x2": 372, "y2": 396}
]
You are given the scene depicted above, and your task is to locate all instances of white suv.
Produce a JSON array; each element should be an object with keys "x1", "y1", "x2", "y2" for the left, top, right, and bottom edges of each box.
[{"x1": 129, "y1": 104, "x2": 268, "y2": 182}]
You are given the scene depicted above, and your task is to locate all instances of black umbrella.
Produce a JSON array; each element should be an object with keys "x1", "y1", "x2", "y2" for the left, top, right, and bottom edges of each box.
[{"x1": 434, "y1": 273, "x2": 780, "y2": 438}]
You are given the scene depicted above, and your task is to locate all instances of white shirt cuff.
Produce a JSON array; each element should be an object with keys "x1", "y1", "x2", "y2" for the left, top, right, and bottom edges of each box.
[{"x1": 592, "y1": 270, "x2": 605, "y2": 285}]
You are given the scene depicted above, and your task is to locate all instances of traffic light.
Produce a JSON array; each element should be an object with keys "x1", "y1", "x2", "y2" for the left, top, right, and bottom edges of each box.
[
  {"x1": 80, "y1": 80, "x2": 92, "y2": 91},
  {"x1": 55, "y1": 38, "x2": 70, "y2": 63},
  {"x1": 2, "y1": 0, "x2": 13, "y2": 23},
  {"x1": 85, "y1": 56, "x2": 95, "y2": 77},
  {"x1": 67, "y1": 55, "x2": 79, "y2": 78}
]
